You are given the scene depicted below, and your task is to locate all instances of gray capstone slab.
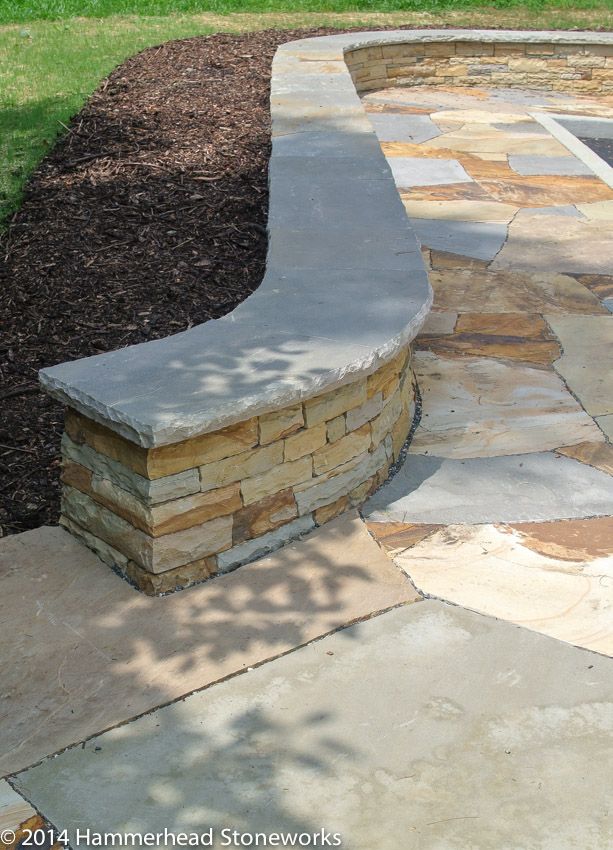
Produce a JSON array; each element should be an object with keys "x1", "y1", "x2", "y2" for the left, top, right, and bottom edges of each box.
[
  {"x1": 364, "y1": 451, "x2": 613, "y2": 524},
  {"x1": 13, "y1": 602, "x2": 613, "y2": 849}
]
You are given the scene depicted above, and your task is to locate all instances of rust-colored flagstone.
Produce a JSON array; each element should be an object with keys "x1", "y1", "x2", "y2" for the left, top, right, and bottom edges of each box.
[
  {"x1": 366, "y1": 521, "x2": 440, "y2": 555},
  {"x1": 570, "y1": 273, "x2": 613, "y2": 301},
  {"x1": 429, "y1": 269, "x2": 606, "y2": 314},
  {"x1": 455, "y1": 313, "x2": 554, "y2": 339},
  {"x1": 556, "y1": 441, "x2": 613, "y2": 477},
  {"x1": 509, "y1": 516, "x2": 613, "y2": 563},
  {"x1": 416, "y1": 332, "x2": 560, "y2": 367},
  {"x1": 478, "y1": 175, "x2": 613, "y2": 207}
]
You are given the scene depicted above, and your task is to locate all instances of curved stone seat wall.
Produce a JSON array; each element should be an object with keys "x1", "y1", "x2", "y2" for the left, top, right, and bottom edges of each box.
[
  {"x1": 344, "y1": 32, "x2": 613, "y2": 96},
  {"x1": 40, "y1": 29, "x2": 613, "y2": 594}
]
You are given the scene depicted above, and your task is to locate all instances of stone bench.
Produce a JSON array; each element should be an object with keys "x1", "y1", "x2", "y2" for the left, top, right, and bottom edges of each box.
[{"x1": 40, "y1": 28, "x2": 612, "y2": 594}]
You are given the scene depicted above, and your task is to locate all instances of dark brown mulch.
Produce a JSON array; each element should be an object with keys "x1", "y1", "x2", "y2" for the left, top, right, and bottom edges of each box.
[{"x1": 0, "y1": 26, "x2": 391, "y2": 536}]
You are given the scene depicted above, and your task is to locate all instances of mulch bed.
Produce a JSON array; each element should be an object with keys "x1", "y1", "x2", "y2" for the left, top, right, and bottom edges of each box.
[{"x1": 0, "y1": 26, "x2": 393, "y2": 536}]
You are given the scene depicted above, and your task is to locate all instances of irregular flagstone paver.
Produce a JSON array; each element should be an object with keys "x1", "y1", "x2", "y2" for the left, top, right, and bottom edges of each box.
[
  {"x1": 426, "y1": 129, "x2": 568, "y2": 156},
  {"x1": 418, "y1": 311, "x2": 457, "y2": 336},
  {"x1": 0, "y1": 781, "x2": 36, "y2": 837},
  {"x1": 368, "y1": 113, "x2": 441, "y2": 143},
  {"x1": 557, "y1": 440, "x2": 613, "y2": 477},
  {"x1": 571, "y1": 272, "x2": 613, "y2": 301},
  {"x1": 514, "y1": 204, "x2": 583, "y2": 218},
  {"x1": 508, "y1": 154, "x2": 592, "y2": 176},
  {"x1": 0, "y1": 515, "x2": 417, "y2": 777},
  {"x1": 408, "y1": 219, "x2": 508, "y2": 261},
  {"x1": 386, "y1": 157, "x2": 471, "y2": 187},
  {"x1": 576, "y1": 200, "x2": 613, "y2": 219},
  {"x1": 363, "y1": 453, "x2": 613, "y2": 525},
  {"x1": 430, "y1": 268, "x2": 606, "y2": 314},
  {"x1": 403, "y1": 199, "x2": 518, "y2": 222},
  {"x1": 417, "y1": 313, "x2": 561, "y2": 366},
  {"x1": 547, "y1": 315, "x2": 613, "y2": 417},
  {"x1": 597, "y1": 414, "x2": 613, "y2": 440},
  {"x1": 393, "y1": 522, "x2": 613, "y2": 655},
  {"x1": 13, "y1": 603, "x2": 613, "y2": 850},
  {"x1": 492, "y1": 215, "x2": 613, "y2": 275},
  {"x1": 410, "y1": 352, "x2": 601, "y2": 459},
  {"x1": 477, "y1": 175, "x2": 613, "y2": 207}
]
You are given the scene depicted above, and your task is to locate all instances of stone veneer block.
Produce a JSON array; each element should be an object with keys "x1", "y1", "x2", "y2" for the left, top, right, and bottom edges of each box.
[
  {"x1": 304, "y1": 380, "x2": 367, "y2": 427},
  {"x1": 312, "y1": 424, "x2": 372, "y2": 474},
  {"x1": 199, "y1": 442, "x2": 284, "y2": 492},
  {"x1": 284, "y1": 423, "x2": 328, "y2": 462},
  {"x1": 259, "y1": 405, "x2": 304, "y2": 444},
  {"x1": 232, "y1": 489, "x2": 298, "y2": 545},
  {"x1": 241, "y1": 457, "x2": 314, "y2": 506},
  {"x1": 62, "y1": 435, "x2": 201, "y2": 505},
  {"x1": 295, "y1": 442, "x2": 389, "y2": 515},
  {"x1": 218, "y1": 515, "x2": 315, "y2": 573},
  {"x1": 62, "y1": 487, "x2": 233, "y2": 574}
]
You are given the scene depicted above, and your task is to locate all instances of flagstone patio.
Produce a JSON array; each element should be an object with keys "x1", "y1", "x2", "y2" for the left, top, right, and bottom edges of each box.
[{"x1": 363, "y1": 83, "x2": 613, "y2": 658}]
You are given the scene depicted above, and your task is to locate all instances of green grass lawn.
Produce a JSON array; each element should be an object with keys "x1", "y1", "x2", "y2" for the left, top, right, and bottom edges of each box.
[{"x1": 1, "y1": 4, "x2": 611, "y2": 225}]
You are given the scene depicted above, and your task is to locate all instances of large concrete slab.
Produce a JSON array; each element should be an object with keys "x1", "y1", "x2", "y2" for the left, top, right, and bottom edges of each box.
[
  {"x1": 394, "y1": 520, "x2": 613, "y2": 655},
  {"x1": 364, "y1": 451, "x2": 613, "y2": 525},
  {"x1": 0, "y1": 515, "x2": 417, "y2": 777},
  {"x1": 14, "y1": 602, "x2": 613, "y2": 849}
]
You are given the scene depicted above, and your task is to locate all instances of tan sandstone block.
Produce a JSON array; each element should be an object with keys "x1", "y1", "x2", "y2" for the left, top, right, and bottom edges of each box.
[
  {"x1": 65, "y1": 409, "x2": 259, "y2": 479},
  {"x1": 124, "y1": 556, "x2": 217, "y2": 595},
  {"x1": 65, "y1": 409, "x2": 149, "y2": 477},
  {"x1": 61, "y1": 459, "x2": 93, "y2": 493},
  {"x1": 345, "y1": 393, "x2": 383, "y2": 431},
  {"x1": 259, "y1": 406, "x2": 304, "y2": 444},
  {"x1": 384, "y1": 43, "x2": 425, "y2": 59},
  {"x1": 313, "y1": 424, "x2": 372, "y2": 476},
  {"x1": 148, "y1": 485, "x2": 241, "y2": 537},
  {"x1": 199, "y1": 442, "x2": 283, "y2": 492},
  {"x1": 392, "y1": 406, "x2": 412, "y2": 460},
  {"x1": 241, "y1": 456, "x2": 313, "y2": 506},
  {"x1": 349, "y1": 477, "x2": 376, "y2": 505},
  {"x1": 424, "y1": 43, "x2": 456, "y2": 57},
  {"x1": 304, "y1": 380, "x2": 366, "y2": 427},
  {"x1": 314, "y1": 496, "x2": 349, "y2": 525},
  {"x1": 83, "y1": 474, "x2": 241, "y2": 537},
  {"x1": 436, "y1": 64, "x2": 468, "y2": 77},
  {"x1": 367, "y1": 349, "x2": 408, "y2": 398},
  {"x1": 148, "y1": 418, "x2": 259, "y2": 478},
  {"x1": 326, "y1": 415, "x2": 346, "y2": 444},
  {"x1": 284, "y1": 423, "x2": 327, "y2": 462},
  {"x1": 61, "y1": 485, "x2": 233, "y2": 573},
  {"x1": 508, "y1": 57, "x2": 548, "y2": 72},
  {"x1": 233, "y1": 489, "x2": 298, "y2": 545},
  {"x1": 494, "y1": 44, "x2": 526, "y2": 56},
  {"x1": 371, "y1": 390, "x2": 403, "y2": 447}
]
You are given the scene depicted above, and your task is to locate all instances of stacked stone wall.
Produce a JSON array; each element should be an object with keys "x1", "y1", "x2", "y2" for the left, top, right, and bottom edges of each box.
[
  {"x1": 346, "y1": 41, "x2": 613, "y2": 95},
  {"x1": 60, "y1": 348, "x2": 415, "y2": 593}
]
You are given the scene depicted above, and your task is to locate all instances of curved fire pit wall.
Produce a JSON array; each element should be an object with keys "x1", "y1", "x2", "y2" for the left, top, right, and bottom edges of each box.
[{"x1": 40, "y1": 29, "x2": 613, "y2": 595}]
